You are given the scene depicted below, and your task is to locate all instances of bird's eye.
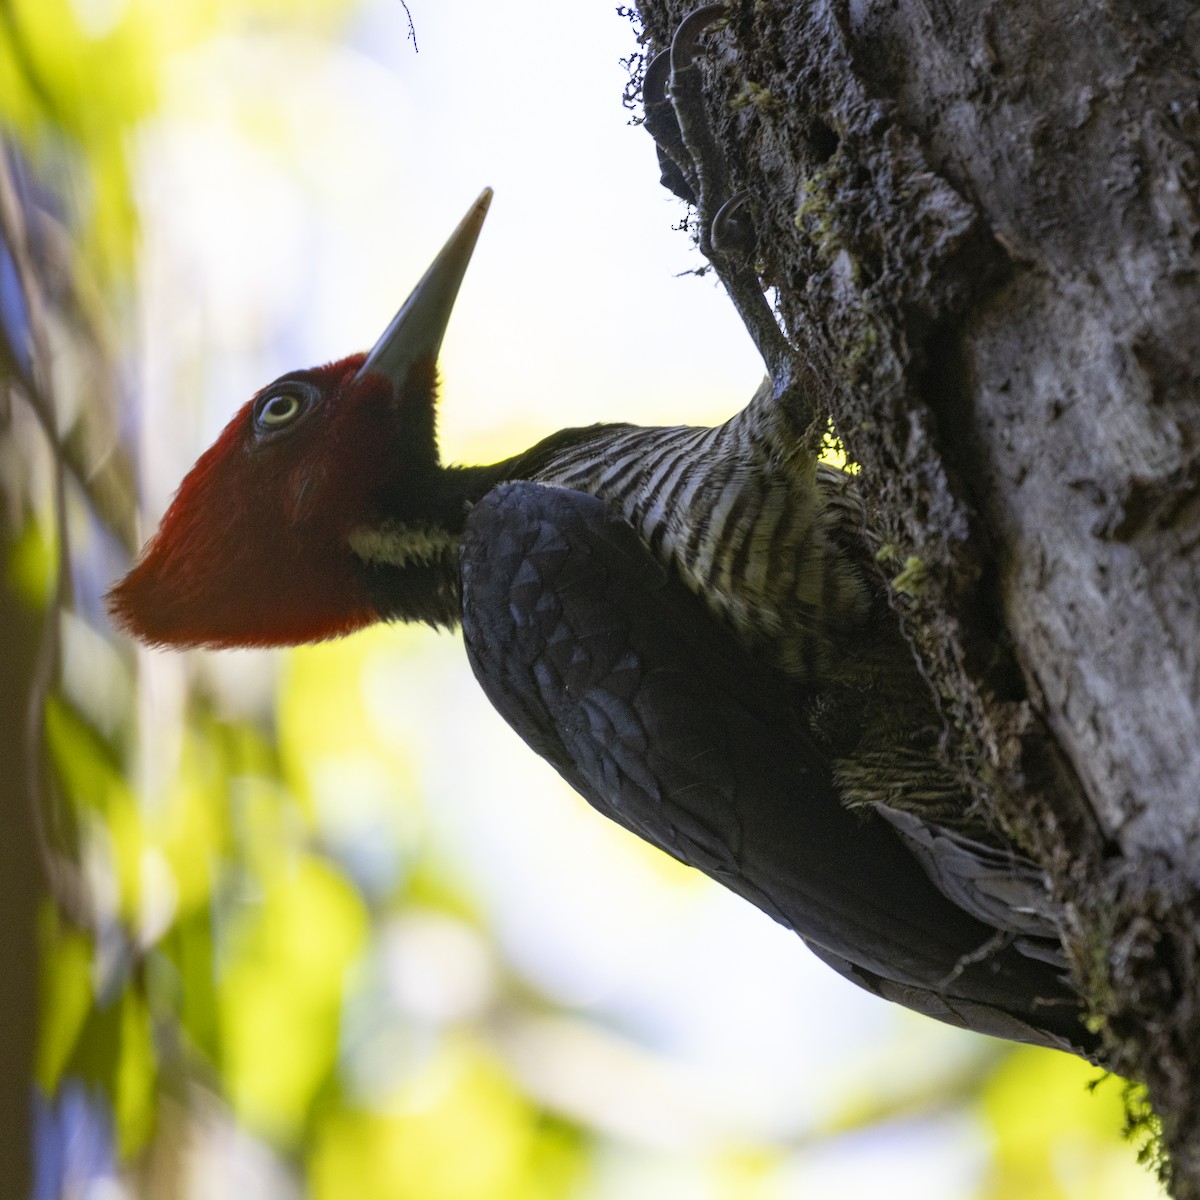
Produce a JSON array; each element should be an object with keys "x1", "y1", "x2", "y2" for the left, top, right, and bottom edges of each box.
[
  {"x1": 252, "y1": 383, "x2": 318, "y2": 440},
  {"x1": 259, "y1": 394, "x2": 301, "y2": 426}
]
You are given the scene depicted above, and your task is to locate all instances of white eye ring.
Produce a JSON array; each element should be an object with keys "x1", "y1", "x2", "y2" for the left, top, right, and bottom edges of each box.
[{"x1": 259, "y1": 393, "x2": 302, "y2": 427}]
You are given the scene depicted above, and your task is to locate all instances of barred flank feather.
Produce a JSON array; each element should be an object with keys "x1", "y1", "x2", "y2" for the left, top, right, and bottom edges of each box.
[{"x1": 529, "y1": 380, "x2": 871, "y2": 682}]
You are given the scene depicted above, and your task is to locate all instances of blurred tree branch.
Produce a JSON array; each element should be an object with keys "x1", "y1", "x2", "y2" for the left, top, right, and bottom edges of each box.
[{"x1": 0, "y1": 142, "x2": 50, "y2": 1200}]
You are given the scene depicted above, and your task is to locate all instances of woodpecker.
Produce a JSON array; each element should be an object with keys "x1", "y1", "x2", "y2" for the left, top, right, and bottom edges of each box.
[{"x1": 109, "y1": 9, "x2": 1098, "y2": 1061}]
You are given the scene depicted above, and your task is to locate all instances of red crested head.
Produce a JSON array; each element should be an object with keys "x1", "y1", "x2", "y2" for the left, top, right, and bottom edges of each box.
[
  {"x1": 108, "y1": 189, "x2": 493, "y2": 650},
  {"x1": 108, "y1": 355, "x2": 436, "y2": 648}
]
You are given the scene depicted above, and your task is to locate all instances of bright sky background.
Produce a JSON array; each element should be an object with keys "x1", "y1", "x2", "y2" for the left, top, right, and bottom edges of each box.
[
  {"x1": 119, "y1": 1, "x2": 1153, "y2": 1195},
  {"x1": 135, "y1": 0, "x2": 766, "y2": 506}
]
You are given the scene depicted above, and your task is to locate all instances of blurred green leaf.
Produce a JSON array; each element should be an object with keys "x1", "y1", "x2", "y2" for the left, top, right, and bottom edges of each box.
[
  {"x1": 45, "y1": 693, "x2": 126, "y2": 814},
  {"x1": 979, "y1": 1048, "x2": 1166, "y2": 1200},
  {"x1": 113, "y1": 984, "x2": 156, "y2": 1155},
  {"x1": 219, "y1": 851, "x2": 368, "y2": 1143},
  {"x1": 45, "y1": 694, "x2": 148, "y2": 923},
  {"x1": 7, "y1": 517, "x2": 56, "y2": 608},
  {"x1": 158, "y1": 912, "x2": 219, "y2": 1063},
  {"x1": 48, "y1": 976, "x2": 158, "y2": 1157},
  {"x1": 36, "y1": 907, "x2": 92, "y2": 1094},
  {"x1": 308, "y1": 1036, "x2": 586, "y2": 1200}
]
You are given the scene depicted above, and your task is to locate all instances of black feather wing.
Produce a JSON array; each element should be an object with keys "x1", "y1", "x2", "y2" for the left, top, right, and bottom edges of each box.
[{"x1": 460, "y1": 483, "x2": 1095, "y2": 1058}]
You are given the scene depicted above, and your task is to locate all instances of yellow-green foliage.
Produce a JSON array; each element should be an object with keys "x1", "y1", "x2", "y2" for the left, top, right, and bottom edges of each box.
[
  {"x1": 308, "y1": 1037, "x2": 586, "y2": 1200},
  {"x1": 979, "y1": 1050, "x2": 1166, "y2": 1200},
  {"x1": 0, "y1": 0, "x2": 353, "y2": 282}
]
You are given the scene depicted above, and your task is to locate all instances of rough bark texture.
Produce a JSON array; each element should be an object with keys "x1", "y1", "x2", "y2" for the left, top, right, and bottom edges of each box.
[{"x1": 635, "y1": 0, "x2": 1200, "y2": 1191}]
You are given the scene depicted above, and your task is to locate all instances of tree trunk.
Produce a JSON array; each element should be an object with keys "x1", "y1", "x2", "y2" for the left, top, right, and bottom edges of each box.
[{"x1": 634, "y1": 0, "x2": 1200, "y2": 1191}]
